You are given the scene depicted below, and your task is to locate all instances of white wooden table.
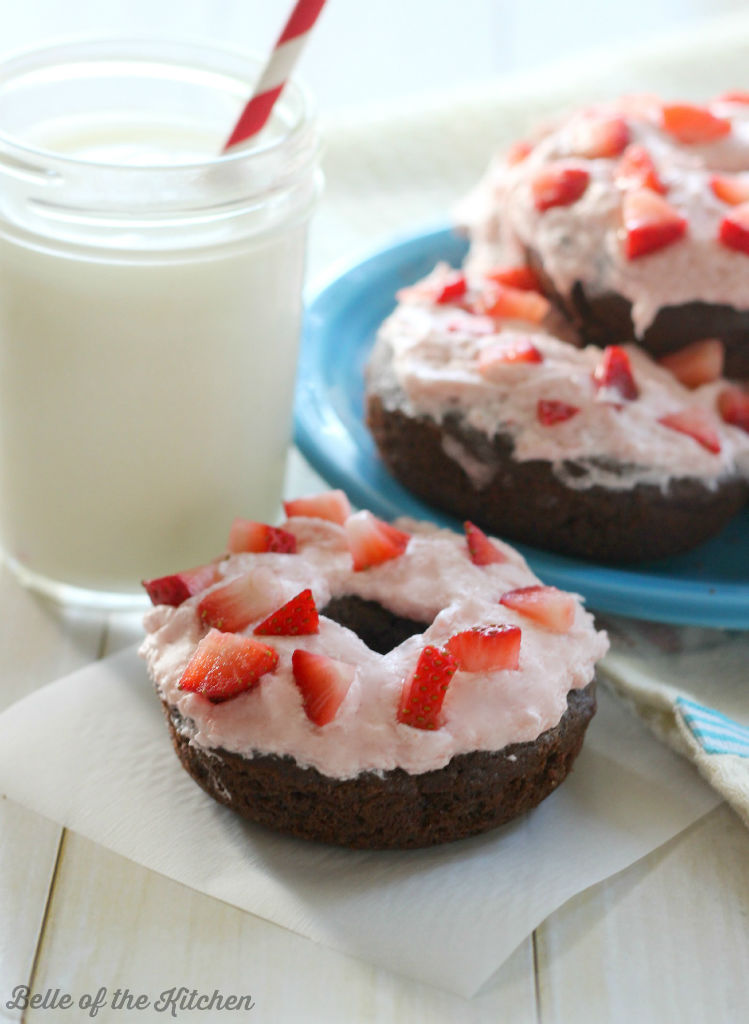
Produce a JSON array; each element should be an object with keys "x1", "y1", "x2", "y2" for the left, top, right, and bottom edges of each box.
[{"x1": 1, "y1": 465, "x2": 749, "y2": 1024}]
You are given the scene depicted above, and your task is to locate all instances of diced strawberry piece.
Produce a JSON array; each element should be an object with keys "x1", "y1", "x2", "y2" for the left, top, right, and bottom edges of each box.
[
  {"x1": 477, "y1": 339, "x2": 543, "y2": 378},
  {"x1": 622, "y1": 188, "x2": 687, "y2": 259},
  {"x1": 396, "y1": 645, "x2": 458, "y2": 730},
  {"x1": 178, "y1": 629, "x2": 278, "y2": 702},
  {"x1": 537, "y1": 399, "x2": 581, "y2": 425},
  {"x1": 717, "y1": 385, "x2": 749, "y2": 433},
  {"x1": 506, "y1": 139, "x2": 533, "y2": 165},
  {"x1": 291, "y1": 649, "x2": 355, "y2": 726},
  {"x1": 397, "y1": 268, "x2": 467, "y2": 305},
  {"x1": 532, "y1": 163, "x2": 590, "y2": 212},
  {"x1": 445, "y1": 625, "x2": 521, "y2": 672},
  {"x1": 614, "y1": 144, "x2": 666, "y2": 194},
  {"x1": 592, "y1": 345, "x2": 639, "y2": 402},
  {"x1": 253, "y1": 589, "x2": 319, "y2": 636},
  {"x1": 658, "y1": 408, "x2": 722, "y2": 453},
  {"x1": 658, "y1": 339, "x2": 724, "y2": 389},
  {"x1": 344, "y1": 510, "x2": 410, "y2": 571},
  {"x1": 283, "y1": 489, "x2": 352, "y2": 525},
  {"x1": 198, "y1": 573, "x2": 272, "y2": 632},
  {"x1": 716, "y1": 91, "x2": 749, "y2": 105},
  {"x1": 499, "y1": 586, "x2": 576, "y2": 633},
  {"x1": 661, "y1": 103, "x2": 731, "y2": 144},
  {"x1": 142, "y1": 561, "x2": 221, "y2": 607},
  {"x1": 484, "y1": 265, "x2": 543, "y2": 292},
  {"x1": 710, "y1": 174, "x2": 749, "y2": 206},
  {"x1": 569, "y1": 113, "x2": 630, "y2": 158},
  {"x1": 476, "y1": 283, "x2": 550, "y2": 323},
  {"x1": 227, "y1": 519, "x2": 297, "y2": 554},
  {"x1": 718, "y1": 202, "x2": 749, "y2": 255},
  {"x1": 464, "y1": 521, "x2": 507, "y2": 566}
]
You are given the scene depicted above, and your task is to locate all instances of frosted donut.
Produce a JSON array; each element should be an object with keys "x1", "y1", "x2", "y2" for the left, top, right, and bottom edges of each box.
[
  {"x1": 365, "y1": 264, "x2": 749, "y2": 563},
  {"x1": 140, "y1": 493, "x2": 608, "y2": 849},
  {"x1": 458, "y1": 93, "x2": 749, "y2": 377}
]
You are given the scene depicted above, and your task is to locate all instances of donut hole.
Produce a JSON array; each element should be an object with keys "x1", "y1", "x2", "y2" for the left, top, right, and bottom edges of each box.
[{"x1": 321, "y1": 595, "x2": 430, "y2": 655}]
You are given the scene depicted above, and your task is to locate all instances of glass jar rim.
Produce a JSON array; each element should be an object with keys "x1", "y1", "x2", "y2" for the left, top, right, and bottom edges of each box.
[{"x1": 0, "y1": 36, "x2": 315, "y2": 173}]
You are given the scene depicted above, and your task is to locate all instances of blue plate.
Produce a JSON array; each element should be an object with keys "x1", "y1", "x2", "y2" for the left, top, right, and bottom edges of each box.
[{"x1": 295, "y1": 224, "x2": 749, "y2": 629}]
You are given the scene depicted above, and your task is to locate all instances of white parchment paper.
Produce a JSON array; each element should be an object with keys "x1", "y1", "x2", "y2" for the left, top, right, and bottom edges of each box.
[{"x1": 0, "y1": 646, "x2": 717, "y2": 997}]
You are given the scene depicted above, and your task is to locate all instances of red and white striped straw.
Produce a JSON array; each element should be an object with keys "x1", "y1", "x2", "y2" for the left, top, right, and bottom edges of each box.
[{"x1": 223, "y1": 0, "x2": 327, "y2": 151}]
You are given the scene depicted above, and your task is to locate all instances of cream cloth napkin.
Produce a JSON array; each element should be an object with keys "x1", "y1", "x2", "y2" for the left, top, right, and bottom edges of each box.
[{"x1": 600, "y1": 620, "x2": 749, "y2": 829}]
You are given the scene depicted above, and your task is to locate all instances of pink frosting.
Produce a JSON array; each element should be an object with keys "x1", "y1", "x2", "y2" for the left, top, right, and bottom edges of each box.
[
  {"x1": 140, "y1": 516, "x2": 608, "y2": 779},
  {"x1": 458, "y1": 96, "x2": 749, "y2": 335},
  {"x1": 368, "y1": 270, "x2": 749, "y2": 491}
]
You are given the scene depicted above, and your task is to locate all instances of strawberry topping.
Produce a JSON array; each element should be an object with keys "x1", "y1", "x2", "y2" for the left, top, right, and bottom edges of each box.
[
  {"x1": 622, "y1": 188, "x2": 687, "y2": 259},
  {"x1": 569, "y1": 113, "x2": 630, "y2": 159},
  {"x1": 715, "y1": 91, "x2": 749, "y2": 105},
  {"x1": 660, "y1": 103, "x2": 731, "y2": 144},
  {"x1": 198, "y1": 573, "x2": 272, "y2": 633},
  {"x1": 445, "y1": 625, "x2": 521, "y2": 672},
  {"x1": 227, "y1": 519, "x2": 297, "y2": 554},
  {"x1": 710, "y1": 174, "x2": 749, "y2": 206},
  {"x1": 613, "y1": 144, "x2": 666, "y2": 194},
  {"x1": 178, "y1": 629, "x2": 278, "y2": 703},
  {"x1": 531, "y1": 163, "x2": 590, "y2": 212},
  {"x1": 464, "y1": 521, "x2": 506, "y2": 566},
  {"x1": 506, "y1": 139, "x2": 533, "y2": 165},
  {"x1": 499, "y1": 585, "x2": 576, "y2": 633},
  {"x1": 477, "y1": 338, "x2": 543, "y2": 379},
  {"x1": 475, "y1": 283, "x2": 550, "y2": 323},
  {"x1": 283, "y1": 489, "x2": 352, "y2": 525},
  {"x1": 718, "y1": 202, "x2": 749, "y2": 255},
  {"x1": 484, "y1": 265, "x2": 543, "y2": 292},
  {"x1": 291, "y1": 649, "x2": 355, "y2": 726},
  {"x1": 397, "y1": 268, "x2": 467, "y2": 305},
  {"x1": 537, "y1": 399, "x2": 580, "y2": 425},
  {"x1": 658, "y1": 339, "x2": 724, "y2": 389},
  {"x1": 253, "y1": 589, "x2": 319, "y2": 636},
  {"x1": 592, "y1": 345, "x2": 639, "y2": 402},
  {"x1": 658, "y1": 408, "x2": 722, "y2": 453},
  {"x1": 396, "y1": 645, "x2": 458, "y2": 731},
  {"x1": 344, "y1": 510, "x2": 410, "y2": 571},
  {"x1": 142, "y1": 562, "x2": 221, "y2": 607},
  {"x1": 717, "y1": 385, "x2": 749, "y2": 433}
]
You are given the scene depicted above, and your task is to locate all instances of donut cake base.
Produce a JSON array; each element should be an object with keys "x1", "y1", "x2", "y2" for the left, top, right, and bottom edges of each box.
[
  {"x1": 368, "y1": 396, "x2": 749, "y2": 565},
  {"x1": 164, "y1": 682, "x2": 596, "y2": 850}
]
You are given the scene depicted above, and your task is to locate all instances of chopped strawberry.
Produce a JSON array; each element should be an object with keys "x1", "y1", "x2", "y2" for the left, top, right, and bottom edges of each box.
[
  {"x1": 658, "y1": 408, "x2": 722, "y2": 453},
  {"x1": 142, "y1": 561, "x2": 221, "y2": 607},
  {"x1": 445, "y1": 625, "x2": 521, "y2": 672},
  {"x1": 227, "y1": 519, "x2": 297, "y2": 554},
  {"x1": 718, "y1": 202, "x2": 749, "y2": 255},
  {"x1": 254, "y1": 589, "x2": 319, "y2": 636},
  {"x1": 178, "y1": 629, "x2": 278, "y2": 702},
  {"x1": 717, "y1": 385, "x2": 749, "y2": 433},
  {"x1": 592, "y1": 345, "x2": 639, "y2": 402},
  {"x1": 532, "y1": 163, "x2": 590, "y2": 212},
  {"x1": 658, "y1": 339, "x2": 724, "y2": 388},
  {"x1": 396, "y1": 645, "x2": 458, "y2": 730},
  {"x1": 464, "y1": 521, "x2": 507, "y2": 566},
  {"x1": 569, "y1": 113, "x2": 630, "y2": 159},
  {"x1": 715, "y1": 91, "x2": 749, "y2": 105},
  {"x1": 506, "y1": 139, "x2": 533, "y2": 165},
  {"x1": 476, "y1": 283, "x2": 550, "y2": 323},
  {"x1": 710, "y1": 174, "x2": 749, "y2": 206},
  {"x1": 291, "y1": 649, "x2": 355, "y2": 726},
  {"x1": 660, "y1": 103, "x2": 731, "y2": 144},
  {"x1": 344, "y1": 510, "x2": 410, "y2": 571},
  {"x1": 484, "y1": 265, "x2": 543, "y2": 292},
  {"x1": 622, "y1": 188, "x2": 687, "y2": 259},
  {"x1": 499, "y1": 586, "x2": 576, "y2": 633},
  {"x1": 283, "y1": 489, "x2": 352, "y2": 525},
  {"x1": 613, "y1": 144, "x2": 666, "y2": 194},
  {"x1": 198, "y1": 573, "x2": 271, "y2": 632},
  {"x1": 397, "y1": 268, "x2": 467, "y2": 305},
  {"x1": 477, "y1": 339, "x2": 543, "y2": 378},
  {"x1": 537, "y1": 399, "x2": 581, "y2": 425}
]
